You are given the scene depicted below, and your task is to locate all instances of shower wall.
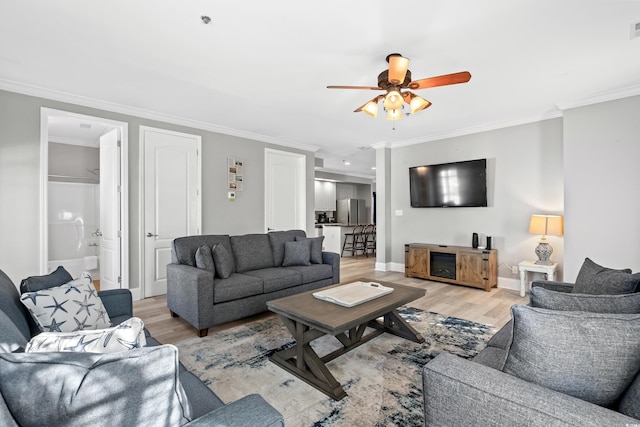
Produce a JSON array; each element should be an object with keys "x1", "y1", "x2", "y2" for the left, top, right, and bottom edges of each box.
[
  {"x1": 48, "y1": 142, "x2": 100, "y2": 279},
  {"x1": 48, "y1": 182, "x2": 100, "y2": 278}
]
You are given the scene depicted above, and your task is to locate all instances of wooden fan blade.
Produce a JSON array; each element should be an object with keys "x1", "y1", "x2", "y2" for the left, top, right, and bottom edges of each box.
[
  {"x1": 354, "y1": 95, "x2": 384, "y2": 112},
  {"x1": 388, "y1": 55, "x2": 410, "y2": 85},
  {"x1": 408, "y1": 71, "x2": 472, "y2": 90},
  {"x1": 327, "y1": 85, "x2": 383, "y2": 90}
]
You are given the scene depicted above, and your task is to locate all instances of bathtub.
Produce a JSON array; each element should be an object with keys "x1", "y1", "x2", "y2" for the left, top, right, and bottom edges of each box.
[{"x1": 48, "y1": 257, "x2": 99, "y2": 281}]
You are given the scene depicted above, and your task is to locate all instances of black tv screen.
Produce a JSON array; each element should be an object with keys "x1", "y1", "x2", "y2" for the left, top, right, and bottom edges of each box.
[{"x1": 409, "y1": 159, "x2": 487, "y2": 208}]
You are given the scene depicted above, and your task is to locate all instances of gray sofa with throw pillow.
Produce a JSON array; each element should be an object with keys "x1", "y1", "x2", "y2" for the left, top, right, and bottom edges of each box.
[
  {"x1": 167, "y1": 229, "x2": 340, "y2": 336},
  {"x1": 422, "y1": 258, "x2": 640, "y2": 426},
  {"x1": 0, "y1": 268, "x2": 284, "y2": 427}
]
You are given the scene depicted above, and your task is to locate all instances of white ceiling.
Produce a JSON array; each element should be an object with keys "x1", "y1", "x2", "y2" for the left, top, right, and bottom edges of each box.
[{"x1": 2, "y1": 1, "x2": 640, "y2": 178}]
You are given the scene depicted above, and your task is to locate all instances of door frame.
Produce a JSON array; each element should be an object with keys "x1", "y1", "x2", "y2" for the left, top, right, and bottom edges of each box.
[
  {"x1": 138, "y1": 125, "x2": 202, "y2": 299},
  {"x1": 39, "y1": 108, "x2": 129, "y2": 290}
]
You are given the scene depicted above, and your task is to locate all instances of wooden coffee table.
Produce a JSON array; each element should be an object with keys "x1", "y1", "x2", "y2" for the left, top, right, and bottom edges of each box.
[{"x1": 267, "y1": 279, "x2": 426, "y2": 400}]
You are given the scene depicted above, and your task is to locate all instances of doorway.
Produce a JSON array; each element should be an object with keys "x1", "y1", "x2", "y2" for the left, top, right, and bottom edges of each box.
[
  {"x1": 140, "y1": 126, "x2": 201, "y2": 298},
  {"x1": 40, "y1": 108, "x2": 129, "y2": 291},
  {"x1": 264, "y1": 148, "x2": 306, "y2": 232}
]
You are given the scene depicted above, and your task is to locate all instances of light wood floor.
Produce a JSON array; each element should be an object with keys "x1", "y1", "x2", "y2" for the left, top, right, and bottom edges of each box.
[{"x1": 134, "y1": 256, "x2": 527, "y2": 344}]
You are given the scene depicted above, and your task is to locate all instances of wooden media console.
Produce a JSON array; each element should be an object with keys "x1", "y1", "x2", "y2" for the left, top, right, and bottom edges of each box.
[{"x1": 404, "y1": 243, "x2": 498, "y2": 292}]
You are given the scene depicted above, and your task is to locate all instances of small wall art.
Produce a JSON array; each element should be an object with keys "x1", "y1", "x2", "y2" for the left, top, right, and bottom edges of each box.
[{"x1": 227, "y1": 157, "x2": 244, "y2": 192}]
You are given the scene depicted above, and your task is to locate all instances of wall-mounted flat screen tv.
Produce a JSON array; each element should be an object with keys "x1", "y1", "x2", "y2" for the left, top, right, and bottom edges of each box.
[{"x1": 409, "y1": 158, "x2": 487, "y2": 207}]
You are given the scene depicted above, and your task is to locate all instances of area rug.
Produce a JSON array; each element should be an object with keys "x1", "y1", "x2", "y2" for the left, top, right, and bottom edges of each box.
[{"x1": 176, "y1": 307, "x2": 496, "y2": 427}]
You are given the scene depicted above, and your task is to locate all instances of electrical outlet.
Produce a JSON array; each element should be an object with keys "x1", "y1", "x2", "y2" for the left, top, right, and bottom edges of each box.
[{"x1": 511, "y1": 266, "x2": 519, "y2": 275}]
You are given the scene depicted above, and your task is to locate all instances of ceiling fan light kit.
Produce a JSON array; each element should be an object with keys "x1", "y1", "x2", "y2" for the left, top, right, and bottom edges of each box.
[{"x1": 328, "y1": 53, "x2": 471, "y2": 123}]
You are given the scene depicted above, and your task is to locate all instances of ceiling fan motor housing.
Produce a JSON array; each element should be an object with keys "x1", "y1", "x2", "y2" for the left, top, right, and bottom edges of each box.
[{"x1": 377, "y1": 69, "x2": 412, "y2": 90}]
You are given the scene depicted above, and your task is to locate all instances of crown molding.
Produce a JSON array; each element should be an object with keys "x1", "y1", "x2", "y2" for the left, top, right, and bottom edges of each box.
[
  {"x1": 0, "y1": 79, "x2": 320, "y2": 153},
  {"x1": 389, "y1": 110, "x2": 564, "y2": 149},
  {"x1": 555, "y1": 84, "x2": 640, "y2": 110}
]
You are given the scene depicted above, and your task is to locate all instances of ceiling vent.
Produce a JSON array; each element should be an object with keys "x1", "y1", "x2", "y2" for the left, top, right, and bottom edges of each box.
[
  {"x1": 79, "y1": 123, "x2": 92, "y2": 129},
  {"x1": 631, "y1": 21, "x2": 640, "y2": 40}
]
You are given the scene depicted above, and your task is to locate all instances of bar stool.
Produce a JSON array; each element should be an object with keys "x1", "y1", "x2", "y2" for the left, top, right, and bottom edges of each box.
[
  {"x1": 365, "y1": 224, "x2": 376, "y2": 256},
  {"x1": 341, "y1": 224, "x2": 365, "y2": 257}
]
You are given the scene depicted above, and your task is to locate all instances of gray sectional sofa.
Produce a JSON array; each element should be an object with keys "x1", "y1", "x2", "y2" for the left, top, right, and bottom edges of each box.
[
  {"x1": 0, "y1": 268, "x2": 284, "y2": 426},
  {"x1": 422, "y1": 261, "x2": 640, "y2": 426},
  {"x1": 167, "y1": 229, "x2": 340, "y2": 336}
]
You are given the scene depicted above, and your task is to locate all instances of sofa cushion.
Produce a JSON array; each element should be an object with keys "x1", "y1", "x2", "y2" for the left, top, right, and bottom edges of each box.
[
  {"x1": 0, "y1": 310, "x2": 28, "y2": 353},
  {"x1": 243, "y1": 268, "x2": 302, "y2": 293},
  {"x1": 195, "y1": 245, "x2": 215, "y2": 274},
  {"x1": 19, "y1": 266, "x2": 73, "y2": 293},
  {"x1": 20, "y1": 280, "x2": 112, "y2": 332},
  {"x1": 212, "y1": 244, "x2": 234, "y2": 279},
  {"x1": 295, "y1": 236, "x2": 324, "y2": 264},
  {"x1": 531, "y1": 286, "x2": 640, "y2": 313},
  {"x1": 25, "y1": 317, "x2": 146, "y2": 353},
  {"x1": 213, "y1": 273, "x2": 264, "y2": 303},
  {"x1": 0, "y1": 269, "x2": 31, "y2": 341},
  {"x1": 230, "y1": 234, "x2": 275, "y2": 273},
  {"x1": 573, "y1": 257, "x2": 640, "y2": 294},
  {"x1": 0, "y1": 345, "x2": 192, "y2": 426},
  {"x1": 172, "y1": 235, "x2": 234, "y2": 271},
  {"x1": 284, "y1": 264, "x2": 334, "y2": 283},
  {"x1": 502, "y1": 304, "x2": 640, "y2": 407},
  {"x1": 268, "y1": 230, "x2": 307, "y2": 266},
  {"x1": 282, "y1": 240, "x2": 312, "y2": 267},
  {"x1": 472, "y1": 346, "x2": 507, "y2": 371},
  {"x1": 485, "y1": 319, "x2": 512, "y2": 350},
  {"x1": 619, "y1": 371, "x2": 640, "y2": 419}
]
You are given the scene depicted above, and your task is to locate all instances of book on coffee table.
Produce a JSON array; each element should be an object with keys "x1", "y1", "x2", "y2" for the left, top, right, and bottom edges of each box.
[{"x1": 312, "y1": 281, "x2": 394, "y2": 307}]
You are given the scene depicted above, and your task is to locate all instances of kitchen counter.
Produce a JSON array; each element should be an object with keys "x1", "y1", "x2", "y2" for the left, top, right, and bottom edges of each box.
[{"x1": 322, "y1": 225, "x2": 356, "y2": 255}]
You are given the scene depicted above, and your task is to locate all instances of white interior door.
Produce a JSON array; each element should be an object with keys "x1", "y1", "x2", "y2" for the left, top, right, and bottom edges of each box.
[
  {"x1": 265, "y1": 149, "x2": 306, "y2": 232},
  {"x1": 99, "y1": 129, "x2": 121, "y2": 290},
  {"x1": 142, "y1": 126, "x2": 200, "y2": 298}
]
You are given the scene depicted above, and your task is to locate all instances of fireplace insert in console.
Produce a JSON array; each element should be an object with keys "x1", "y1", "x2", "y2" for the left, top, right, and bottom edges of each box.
[{"x1": 430, "y1": 252, "x2": 456, "y2": 280}]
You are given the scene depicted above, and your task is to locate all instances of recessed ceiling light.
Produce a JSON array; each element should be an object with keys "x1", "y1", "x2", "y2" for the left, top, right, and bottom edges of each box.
[
  {"x1": 343, "y1": 160, "x2": 351, "y2": 165},
  {"x1": 371, "y1": 166, "x2": 376, "y2": 170}
]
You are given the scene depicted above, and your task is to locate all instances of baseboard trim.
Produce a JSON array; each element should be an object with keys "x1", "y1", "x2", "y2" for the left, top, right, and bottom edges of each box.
[{"x1": 380, "y1": 263, "x2": 523, "y2": 293}]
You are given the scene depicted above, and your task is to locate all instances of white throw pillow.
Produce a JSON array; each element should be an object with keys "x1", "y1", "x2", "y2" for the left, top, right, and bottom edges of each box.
[
  {"x1": 25, "y1": 317, "x2": 147, "y2": 353},
  {"x1": 20, "y1": 277, "x2": 111, "y2": 332}
]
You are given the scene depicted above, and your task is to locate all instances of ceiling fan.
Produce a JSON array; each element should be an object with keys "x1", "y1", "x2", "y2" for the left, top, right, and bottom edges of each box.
[{"x1": 327, "y1": 53, "x2": 471, "y2": 120}]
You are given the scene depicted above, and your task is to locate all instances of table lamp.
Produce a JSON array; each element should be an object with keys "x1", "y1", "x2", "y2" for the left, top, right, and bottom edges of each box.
[{"x1": 529, "y1": 215, "x2": 563, "y2": 265}]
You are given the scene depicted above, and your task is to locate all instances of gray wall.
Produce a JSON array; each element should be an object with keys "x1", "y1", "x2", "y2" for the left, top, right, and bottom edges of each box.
[
  {"x1": 563, "y1": 95, "x2": 640, "y2": 279},
  {"x1": 0, "y1": 89, "x2": 315, "y2": 287},
  {"x1": 49, "y1": 143, "x2": 100, "y2": 183},
  {"x1": 388, "y1": 118, "x2": 564, "y2": 280}
]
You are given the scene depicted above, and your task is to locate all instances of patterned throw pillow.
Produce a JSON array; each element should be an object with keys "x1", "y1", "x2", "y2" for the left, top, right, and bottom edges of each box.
[
  {"x1": 25, "y1": 317, "x2": 146, "y2": 353},
  {"x1": 20, "y1": 278, "x2": 111, "y2": 332}
]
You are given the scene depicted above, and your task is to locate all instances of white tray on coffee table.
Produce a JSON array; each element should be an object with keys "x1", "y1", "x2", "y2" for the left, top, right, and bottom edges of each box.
[{"x1": 312, "y1": 281, "x2": 394, "y2": 307}]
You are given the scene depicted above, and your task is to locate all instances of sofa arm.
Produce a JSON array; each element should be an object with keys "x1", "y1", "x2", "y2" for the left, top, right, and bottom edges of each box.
[
  {"x1": 98, "y1": 289, "x2": 133, "y2": 319},
  {"x1": 531, "y1": 280, "x2": 574, "y2": 293},
  {"x1": 322, "y1": 251, "x2": 340, "y2": 284},
  {"x1": 423, "y1": 352, "x2": 636, "y2": 426},
  {"x1": 185, "y1": 394, "x2": 283, "y2": 427},
  {"x1": 166, "y1": 263, "x2": 214, "y2": 330}
]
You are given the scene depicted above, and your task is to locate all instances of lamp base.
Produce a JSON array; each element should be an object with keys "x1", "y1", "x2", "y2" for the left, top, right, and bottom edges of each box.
[{"x1": 534, "y1": 241, "x2": 553, "y2": 265}]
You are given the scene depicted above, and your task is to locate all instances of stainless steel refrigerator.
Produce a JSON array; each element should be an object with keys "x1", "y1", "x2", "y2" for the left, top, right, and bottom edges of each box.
[{"x1": 336, "y1": 199, "x2": 368, "y2": 225}]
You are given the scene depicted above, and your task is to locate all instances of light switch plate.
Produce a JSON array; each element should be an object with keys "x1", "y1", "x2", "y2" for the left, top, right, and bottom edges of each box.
[{"x1": 395, "y1": 210, "x2": 403, "y2": 216}]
